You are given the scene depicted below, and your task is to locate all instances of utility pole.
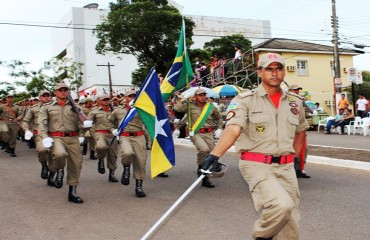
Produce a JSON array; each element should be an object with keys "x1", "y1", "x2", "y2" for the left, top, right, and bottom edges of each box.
[
  {"x1": 331, "y1": 0, "x2": 341, "y2": 113},
  {"x1": 97, "y1": 62, "x2": 115, "y2": 97}
]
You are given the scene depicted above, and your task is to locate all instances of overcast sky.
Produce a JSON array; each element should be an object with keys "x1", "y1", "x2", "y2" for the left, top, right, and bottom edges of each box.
[{"x1": 1, "y1": 0, "x2": 369, "y2": 83}]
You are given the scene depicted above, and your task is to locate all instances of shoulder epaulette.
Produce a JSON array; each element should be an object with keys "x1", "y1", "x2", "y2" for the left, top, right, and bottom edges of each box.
[
  {"x1": 238, "y1": 89, "x2": 256, "y2": 99},
  {"x1": 286, "y1": 91, "x2": 304, "y2": 101}
]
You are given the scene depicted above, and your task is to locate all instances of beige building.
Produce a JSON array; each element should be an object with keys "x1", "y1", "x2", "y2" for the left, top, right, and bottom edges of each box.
[{"x1": 254, "y1": 38, "x2": 359, "y2": 116}]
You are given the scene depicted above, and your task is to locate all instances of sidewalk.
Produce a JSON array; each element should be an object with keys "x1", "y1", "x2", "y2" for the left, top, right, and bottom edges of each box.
[{"x1": 174, "y1": 138, "x2": 370, "y2": 171}]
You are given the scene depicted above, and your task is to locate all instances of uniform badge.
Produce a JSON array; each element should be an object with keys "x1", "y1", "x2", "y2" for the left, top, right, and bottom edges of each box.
[
  {"x1": 256, "y1": 125, "x2": 265, "y2": 133},
  {"x1": 289, "y1": 102, "x2": 298, "y2": 107},
  {"x1": 228, "y1": 103, "x2": 237, "y2": 110},
  {"x1": 290, "y1": 108, "x2": 299, "y2": 115},
  {"x1": 225, "y1": 111, "x2": 235, "y2": 121},
  {"x1": 288, "y1": 97, "x2": 295, "y2": 102}
]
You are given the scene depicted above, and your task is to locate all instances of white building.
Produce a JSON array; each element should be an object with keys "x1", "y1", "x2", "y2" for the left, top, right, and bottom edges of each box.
[{"x1": 52, "y1": 2, "x2": 271, "y2": 97}]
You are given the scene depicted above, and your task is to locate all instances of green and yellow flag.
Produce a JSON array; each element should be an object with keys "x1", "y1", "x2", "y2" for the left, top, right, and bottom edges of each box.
[{"x1": 160, "y1": 22, "x2": 194, "y2": 101}]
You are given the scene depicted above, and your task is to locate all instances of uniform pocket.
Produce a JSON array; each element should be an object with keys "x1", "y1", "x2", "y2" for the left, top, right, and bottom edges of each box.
[
  {"x1": 248, "y1": 114, "x2": 272, "y2": 141},
  {"x1": 287, "y1": 115, "x2": 299, "y2": 137}
]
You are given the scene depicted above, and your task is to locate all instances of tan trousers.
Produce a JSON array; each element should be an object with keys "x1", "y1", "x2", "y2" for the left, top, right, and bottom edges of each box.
[
  {"x1": 190, "y1": 132, "x2": 215, "y2": 165},
  {"x1": 7, "y1": 123, "x2": 18, "y2": 148},
  {"x1": 239, "y1": 160, "x2": 300, "y2": 240},
  {"x1": 95, "y1": 132, "x2": 118, "y2": 170},
  {"x1": 119, "y1": 135, "x2": 147, "y2": 180},
  {"x1": 83, "y1": 129, "x2": 96, "y2": 151},
  {"x1": 35, "y1": 134, "x2": 51, "y2": 165},
  {"x1": 50, "y1": 137, "x2": 83, "y2": 186}
]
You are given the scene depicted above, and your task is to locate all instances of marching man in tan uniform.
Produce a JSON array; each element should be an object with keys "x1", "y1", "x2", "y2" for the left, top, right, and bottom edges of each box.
[
  {"x1": 87, "y1": 94, "x2": 119, "y2": 182},
  {"x1": 110, "y1": 89, "x2": 147, "y2": 197},
  {"x1": 173, "y1": 88, "x2": 224, "y2": 188},
  {"x1": 0, "y1": 93, "x2": 23, "y2": 157},
  {"x1": 81, "y1": 97, "x2": 97, "y2": 160},
  {"x1": 22, "y1": 90, "x2": 52, "y2": 180},
  {"x1": 201, "y1": 53, "x2": 309, "y2": 240},
  {"x1": 38, "y1": 83, "x2": 93, "y2": 204}
]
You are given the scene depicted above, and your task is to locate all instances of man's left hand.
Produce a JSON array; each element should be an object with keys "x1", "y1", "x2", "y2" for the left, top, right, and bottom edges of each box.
[{"x1": 83, "y1": 120, "x2": 93, "y2": 128}]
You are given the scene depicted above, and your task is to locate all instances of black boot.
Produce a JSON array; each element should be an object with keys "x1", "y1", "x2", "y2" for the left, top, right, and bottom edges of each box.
[
  {"x1": 4, "y1": 143, "x2": 10, "y2": 153},
  {"x1": 0, "y1": 140, "x2": 3, "y2": 150},
  {"x1": 9, "y1": 148, "x2": 16, "y2": 157},
  {"x1": 47, "y1": 172, "x2": 56, "y2": 187},
  {"x1": 98, "y1": 159, "x2": 105, "y2": 174},
  {"x1": 90, "y1": 150, "x2": 97, "y2": 160},
  {"x1": 81, "y1": 144, "x2": 87, "y2": 155},
  {"x1": 135, "y1": 179, "x2": 146, "y2": 198},
  {"x1": 40, "y1": 162, "x2": 49, "y2": 179},
  {"x1": 54, "y1": 169, "x2": 64, "y2": 188},
  {"x1": 121, "y1": 166, "x2": 130, "y2": 185},
  {"x1": 28, "y1": 139, "x2": 36, "y2": 149},
  {"x1": 158, "y1": 172, "x2": 169, "y2": 177},
  {"x1": 109, "y1": 169, "x2": 118, "y2": 182},
  {"x1": 68, "y1": 186, "x2": 83, "y2": 203}
]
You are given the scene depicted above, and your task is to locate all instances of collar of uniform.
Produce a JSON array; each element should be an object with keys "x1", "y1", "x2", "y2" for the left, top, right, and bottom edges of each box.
[{"x1": 256, "y1": 84, "x2": 286, "y2": 99}]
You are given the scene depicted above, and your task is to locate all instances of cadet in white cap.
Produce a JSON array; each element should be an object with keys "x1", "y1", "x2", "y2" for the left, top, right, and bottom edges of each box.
[{"x1": 201, "y1": 53, "x2": 309, "y2": 240}]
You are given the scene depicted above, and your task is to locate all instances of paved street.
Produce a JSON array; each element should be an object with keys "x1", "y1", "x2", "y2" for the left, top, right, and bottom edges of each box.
[
  {"x1": 306, "y1": 131, "x2": 370, "y2": 150},
  {"x1": 1, "y1": 140, "x2": 370, "y2": 240}
]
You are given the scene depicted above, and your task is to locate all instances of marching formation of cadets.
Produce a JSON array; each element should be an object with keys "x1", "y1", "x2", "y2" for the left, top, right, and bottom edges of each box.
[{"x1": 0, "y1": 84, "x2": 171, "y2": 204}]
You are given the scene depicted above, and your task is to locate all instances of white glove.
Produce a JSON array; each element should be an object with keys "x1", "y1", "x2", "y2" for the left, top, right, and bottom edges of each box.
[
  {"x1": 24, "y1": 130, "x2": 34, "y2": 140},
  {"x1": 79, "y1": 137, "x2": 85, "y2": 144},
  {"x1": 172, "y1": 129, "x2": 180, "y2": 138},
  {"x1": 112, "y1": 129, "x2": 120, "y2": 136},
  {"x1": 42, "y1": 137, "x2": 54, "y2": 148},
  {"x1": 214, "y1": 129, "x2": 222, "y2": 139},
  {"x1": 129, "y1": 100, "x2": 134, "y2": 107},
  {"x1": 83, "y1": 120, "x2": 93, "y2": 128},
  {"x1": 173, "y1": 118, "x2": 180, "y2": 124}
]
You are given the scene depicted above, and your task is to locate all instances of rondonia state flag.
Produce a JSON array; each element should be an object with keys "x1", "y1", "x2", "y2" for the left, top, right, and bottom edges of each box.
[
  {"x1": 133, "y1": 68, "x2": 175, "y2": 178},
  {"x1": 160, "y1": 21, "x2": 194, "y2": 101}
]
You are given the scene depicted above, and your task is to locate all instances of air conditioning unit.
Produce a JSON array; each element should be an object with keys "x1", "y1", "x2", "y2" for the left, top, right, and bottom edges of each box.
[{"x1": 286, "y1": 66, "x2": 296, "y2": 72}]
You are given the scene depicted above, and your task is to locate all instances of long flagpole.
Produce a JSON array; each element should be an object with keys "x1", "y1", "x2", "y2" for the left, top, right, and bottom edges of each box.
[
  {"x1": 140, "y1": 174, "x2": 206, "y2": 240},
  {"x1": 182, "y1": 18, "x2": 192, "y2": 133}
]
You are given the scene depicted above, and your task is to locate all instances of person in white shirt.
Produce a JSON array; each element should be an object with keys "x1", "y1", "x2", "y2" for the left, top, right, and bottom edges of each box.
[{"x1": 356, "y1": 93, "x2": 368, "y2": 118}]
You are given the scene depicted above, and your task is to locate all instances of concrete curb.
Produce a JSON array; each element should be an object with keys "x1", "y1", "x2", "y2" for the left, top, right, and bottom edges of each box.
[{"x1": 174, "y1": 138, "x2": 370, "y2": 171}]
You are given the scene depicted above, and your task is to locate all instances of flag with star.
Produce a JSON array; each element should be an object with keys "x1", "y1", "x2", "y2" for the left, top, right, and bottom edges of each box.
[{"x1": 133, "y1": 68, "x2": 175, "y2": 178}]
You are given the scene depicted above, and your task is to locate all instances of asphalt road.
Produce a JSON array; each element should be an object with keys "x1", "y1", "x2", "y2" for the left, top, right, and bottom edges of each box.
[
  {"x1": 1, "y1": 141, "x2": 370, "y2": 240},
  {"x1": 306, "y1": 131, "x2": 370, "y2": 150}
]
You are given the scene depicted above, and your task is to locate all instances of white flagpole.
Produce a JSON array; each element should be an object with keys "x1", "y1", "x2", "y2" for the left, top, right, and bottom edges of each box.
[{"x1": 140, "y1": 174, "x2": 206, "y2": 240}]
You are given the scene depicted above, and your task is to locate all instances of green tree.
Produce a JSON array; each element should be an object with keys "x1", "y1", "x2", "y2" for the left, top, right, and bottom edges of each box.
[
  {"x1": 94, "y1": 0, "x2": 195, "y2": 86},
  {"x1": 203, "y1": 34, "x2": 252, "y2": 58},
  {"x1": 362, "y1": 70, "x2": 370, "y2": 82}
]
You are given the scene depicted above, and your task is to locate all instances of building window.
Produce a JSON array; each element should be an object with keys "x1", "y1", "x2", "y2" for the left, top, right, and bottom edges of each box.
[{"x1": 297, "y1": 60, "x2": 308, "y2": 76}]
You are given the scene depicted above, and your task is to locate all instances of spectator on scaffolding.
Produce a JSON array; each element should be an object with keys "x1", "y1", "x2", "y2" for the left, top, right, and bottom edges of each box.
[
  {"x1": 220, "y1": 55, "x2": 229, "y2": 78},
  {"x1": 197, "y1": 62, "x2": 208, "y2": 86},
  {"x1": 194, "y1": 56, "x2": 202, "y2": 78},
  {"x1": 233, "y1": 46, "x2": 242, "y2": 70},
  {"x1": 213, "y1": 55, "x2": 221, "y2": 83},
  {"x1": 189, "y1": 76, "x2": 200, "y2": 87},
  {"x1": 210, "y1": 56, "x2": 216, "y2": 75}
]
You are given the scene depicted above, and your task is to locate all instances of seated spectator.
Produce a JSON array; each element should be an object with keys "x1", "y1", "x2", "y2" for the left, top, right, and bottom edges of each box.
[
  {"x1": 314, "y1": 102, "x2": 324, "y2": 113},
  {"x1": 339, "y1": 109, "x2": 355, "y2": 134},
  {"x1": 325, "y1": 108, "x2": 344, "y2": 134}
]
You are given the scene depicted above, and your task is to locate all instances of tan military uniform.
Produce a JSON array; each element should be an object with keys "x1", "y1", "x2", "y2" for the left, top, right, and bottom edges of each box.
[
  {"x1": 174, "y1": 101, "x2": 223, "y2": 165},
  {"x1": 22, "y1": 103, "x2": 50, "y2": 165},
  {"x1": 110, "y1": 106, "x2": 147, "y2": 180},
  {"x1": 0, "y1": 103, "x2": 22, "y2": 148},
  {"x1": 226, "y1": 85, "x2": 309, "y2": 239},
  {"x1": 82, "y1": 106, "x2": 96, "y2": 151},
  {"x1": 87, "y1": 107, "x2": 118, "y2": 170},
  {"x1": 38, "y1": 99, "x2": 84, "y2": 186}
]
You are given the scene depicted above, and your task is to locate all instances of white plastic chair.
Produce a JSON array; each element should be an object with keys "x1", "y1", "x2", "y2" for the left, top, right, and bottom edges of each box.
[
  {"x1": 345, "y1": 117, "x2": 362, "y2": 135},
  {"x1": 317, "y1": 117, "x2": 335, "y2": 133},
  {"x1": 357, "y1": 117, "x2": 370, "y2": 136}
]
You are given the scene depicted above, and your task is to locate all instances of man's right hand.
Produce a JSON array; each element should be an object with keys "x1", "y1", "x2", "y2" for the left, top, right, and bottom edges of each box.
[
  {"x1": 202, "y1": 154, "x2": 220, "y2": 171},
  {"x1": 42, "y1": 137, "x2": 54, "y2": 148}
]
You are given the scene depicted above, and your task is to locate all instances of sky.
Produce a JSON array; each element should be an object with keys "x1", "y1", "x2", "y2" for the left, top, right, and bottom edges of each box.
[{"x1": 1, "y1": 0, "x2": 370, "y2": 83}]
